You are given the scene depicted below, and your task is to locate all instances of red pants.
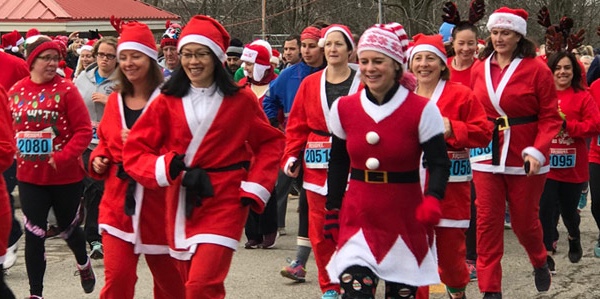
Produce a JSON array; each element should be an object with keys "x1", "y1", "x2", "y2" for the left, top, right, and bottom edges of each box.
[
  {"x1": 473, "y1": 171, "x2": 547, "y2": 292},
  {"x1": 177, "y1": 243, "x2": 235, "y2": 299},
  {"x1": 415, "y1": 227, "x2": 469, "y2": 299},
  {"x1": 100, "y1": 233, "x2": 185, "y2": 299},
  {"x1": 306, "y1": 190, "x2": 339, "y2": 293}
]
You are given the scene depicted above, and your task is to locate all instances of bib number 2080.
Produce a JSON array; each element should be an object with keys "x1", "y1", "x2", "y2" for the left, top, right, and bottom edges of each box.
[{"x1": 16, "y1": 132, "x2": 53, "y2": 155}]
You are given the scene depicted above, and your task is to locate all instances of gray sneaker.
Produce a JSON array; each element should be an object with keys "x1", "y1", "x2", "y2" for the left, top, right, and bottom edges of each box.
[{"x1": 89, "y1": 241, "x2": 104, "y2": 260}]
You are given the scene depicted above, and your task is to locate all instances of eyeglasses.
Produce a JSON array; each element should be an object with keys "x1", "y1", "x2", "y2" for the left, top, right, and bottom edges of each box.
[
  {"x1": 37, "y1": 55, "x2": 61, "y2": 62},
  {"x1": 180, "y1": 51, "x2": 212, "y2": 61},
  {"x1": 97, "y1": 52, "x2": 116, "y2": 60}
]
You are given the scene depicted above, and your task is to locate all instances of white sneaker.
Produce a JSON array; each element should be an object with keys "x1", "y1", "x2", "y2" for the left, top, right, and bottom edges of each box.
[{"x1": 4, "y1": 243, "x2": 18, "y2": 269}]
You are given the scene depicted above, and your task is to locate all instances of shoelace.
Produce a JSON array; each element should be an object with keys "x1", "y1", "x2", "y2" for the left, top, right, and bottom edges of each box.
[{"x1": 74, "y1": 267, "x2": 94, "y2": 280}]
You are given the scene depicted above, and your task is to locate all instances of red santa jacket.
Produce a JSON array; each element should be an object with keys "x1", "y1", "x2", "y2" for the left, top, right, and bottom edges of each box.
[
  {"x1": 8, "y1": 75, "x2": 92, "y2": 185},
  {"x1": 123, "y1": 85, "x2": 284, "y2": 260},
  {"x1": 283, "y1": 67, "x2": 361, "y2": 195},
  {"x1": 470, "y1": 56, "x2": 562, "y2": 175},
  {"x1": 426, "y1": 80, "x2": 491, "y2": 227},
  {"x1": 0, "y1": 51, "x2": 28, "y2": 90},
  {"x1": 0, "y1": 87, "x2": 16, "y2": 257},
  {"x1": 547, "y1": 88, "x2": 600, "y2": 183},
  {"x1": 447, "y1": 56, "x2": 474, "y2": 87},
  {"x1": 90, "y1": 90, "x2": 170, "y2": 254},
  {"x1": 588, "y1": 80, "x2": 600, "y2": 165}
]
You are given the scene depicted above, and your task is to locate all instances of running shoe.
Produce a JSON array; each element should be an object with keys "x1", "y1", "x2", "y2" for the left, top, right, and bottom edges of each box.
[
  {"x1": 321, "y1": 290, "x2": 340, "y2": 299},
  {"x1": 547, "y1": 255, "x2": 556, "y2": 275},
  {"x1": 482, "y1": 292, "x2": 502, "y2": 299},
  {"x1": 3, "y1": 243, "x2": 18, "y2": 269},
  {"x1": 466, "y1": 259, "x2": 477, "y2": 281},
  {"x1": 278, "y1": 227, "x2": 287, "y2": 236},
  {"x1": 533, "y1": 263, "x2": 551, "y2": 292},
  {"x1": 244, "y1": 239, "x2": 261, "y2": 249},
  {"x1": 568, "y1": 237, "x2": 582, "y2": 263},
  {"x1": 75, "y1": 259, "x2": 96, "y2": 294},
  {"x1": 595, "y1": 240, "x2": 600, "y2": 258},
  {"x1": 89, "y1": 241, "x2": 104, "y2": 260},
  {"x1": 280, "y1": 259, "x2": 306, "y2": 282},
  {"x1": 260, "y1": 232, "x2": 279, "y2": 249}
]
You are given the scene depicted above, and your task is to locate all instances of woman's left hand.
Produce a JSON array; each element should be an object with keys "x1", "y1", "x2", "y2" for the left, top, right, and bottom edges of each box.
[
  {"x1": 443, "y1": 117, "x2": 453, "y2": 138},
  {"x1": 524, "y1": 154, "x2": 541, "y2": 176},
  {"x1": 48, "y1": 156, "x2": 57, "y2": 170}
]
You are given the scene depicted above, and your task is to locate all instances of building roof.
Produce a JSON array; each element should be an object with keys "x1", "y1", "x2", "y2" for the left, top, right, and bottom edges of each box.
[{"x1": 0, "y1": 0, "x2": 179, "y2": 32}]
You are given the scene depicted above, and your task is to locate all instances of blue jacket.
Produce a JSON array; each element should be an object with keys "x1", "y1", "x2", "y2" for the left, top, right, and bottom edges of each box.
[{"x1": 262, "y1": 61, "x2": 325, "y2": 125}]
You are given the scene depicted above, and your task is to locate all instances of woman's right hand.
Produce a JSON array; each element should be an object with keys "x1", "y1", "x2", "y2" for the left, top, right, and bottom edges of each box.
[
  {"x1": 92, "y1": 156, "x2": 110, "y2": 174},
  {"x1": 284, "y1": 159, "x2": 299, "y2": 178}
]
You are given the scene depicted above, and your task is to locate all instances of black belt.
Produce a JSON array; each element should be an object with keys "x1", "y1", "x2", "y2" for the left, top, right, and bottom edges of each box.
[
  {"x1": 204, "y1": 161, "x2": 250, "y2": 172},
  {"x1": 115, "y1": 163, "x2": 137, "y2": 216},
  {"x1": 350, "y1": 168, "x2": 419, "y2": 184},
  {"x1": 488, "y1": 115, "x2": 538, "y2": 165},
  {"x1": 311, "y1": 129, "x2": 332, "y2": 137}
]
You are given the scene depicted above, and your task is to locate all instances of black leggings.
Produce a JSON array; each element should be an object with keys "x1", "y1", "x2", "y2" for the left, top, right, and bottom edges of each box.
[
  {"x1": 589, "y1": 163, "x2": 600, "y2": 237},
  {"x1": 339, "y1": 265, "x2": 417, "y2": 299},
  {"x1": 18, "y1": 181, "x2": 88, "y2": 296},
  {"x1": 539, "y1": 178, "x2": 585, "y2": 251}
]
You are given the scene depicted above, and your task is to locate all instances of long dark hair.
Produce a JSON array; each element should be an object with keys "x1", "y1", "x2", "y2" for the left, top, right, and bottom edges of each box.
[
  {"x1": 162, "y1": 50, "x2": 240, "y2": 97},
  {"x1": 547, "y1": 51, "x2": 584, "y2": 92},
  {"x1": 478, "y1": 33, "x2": 537, "y2": 60}
]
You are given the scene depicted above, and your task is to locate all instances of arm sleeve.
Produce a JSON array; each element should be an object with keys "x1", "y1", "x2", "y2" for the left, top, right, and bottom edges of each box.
[
  {"x1": 445, "y1": 91, "x2": 493, "y2": 149},
  {"x1": 88, "y1": 94, "x2": 116, "y2": 180},
  {"x1": 51, "y1": 86, "x2": 93, "y2": 166},
  {"x1": 565, "y1": 92, "x2": 600, "y2": 139},
  {"x1": 0, "y1": 87, "x2": 16, "y2": 172},
  {"x1": 282, "y1": 80, "x2": 311, "y2": 168},
  {"x1": 123, "y1": 96, "x2": 176, "y2": 190},
  {"x1": 262, "y1": 78, "x2": 283, "y2": 120},
  {"x1": 326, "y1": 136, "x2": 350, "y2": 210},
  {"x1": 243, "y1": 98, "x2": 286, "y2": 213},
  {"x1": 422, "y1": 134, "x2": 450, "y2": 200}
]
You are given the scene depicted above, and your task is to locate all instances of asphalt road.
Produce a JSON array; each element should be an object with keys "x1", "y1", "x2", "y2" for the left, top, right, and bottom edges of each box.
[{"x1": 5, "y1": 195, "x2": 600, "y2": 299}]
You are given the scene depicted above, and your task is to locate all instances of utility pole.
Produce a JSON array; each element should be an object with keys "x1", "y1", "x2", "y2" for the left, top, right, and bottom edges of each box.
[
  {"x1": 262, "y1": 0, "x2": 266, "y2": 39},
  {"x1": 378, "y1": 0, "x2": 383, "y2": 23}
]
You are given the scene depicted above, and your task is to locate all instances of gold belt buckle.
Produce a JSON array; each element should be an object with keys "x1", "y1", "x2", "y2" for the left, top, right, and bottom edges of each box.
[
  {"x1": 364, "y1": 170, "x2": 388, "y2": 183},
  {"x1": 496, "y1": 115, "x2": 509, "y2": 131}
]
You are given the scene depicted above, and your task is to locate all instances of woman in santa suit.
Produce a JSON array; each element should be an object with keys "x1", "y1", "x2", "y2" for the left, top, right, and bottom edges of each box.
[
  {"x1": 89, "y1": 21, "x2": 185, "y2": 299},
  {"x1": 409, "y1": 33, "x2": 491, "y2": 299},
  {"x1": 587, "y1": 75, "x2": 600, "y2": 258},
  {"x1": 469, "y1": 7, "x2": 563, "y2": 298},
  {"x1": 325, "y1": 23, "x2": 450, "y2": 299},
  {"x1": 539, "y1": 51, "x2": 600, "y2": 269},
  {"x1": 0, "y1": 86, "x2": 16, "y2": 299},
  {"x1": 283, "y1": 24, "x2": 361, "y2": 299},
  {"x1": 238, "y1": 39, "x2": 280, "y2": 248},
  {"x1": 122, "y1": 15, "x2": 284, "y2": 299}
]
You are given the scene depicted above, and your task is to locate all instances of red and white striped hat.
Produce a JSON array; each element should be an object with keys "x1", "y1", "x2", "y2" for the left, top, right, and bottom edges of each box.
[{"x1": 357, "y1": 22, "x2": 410, "y2": 65}]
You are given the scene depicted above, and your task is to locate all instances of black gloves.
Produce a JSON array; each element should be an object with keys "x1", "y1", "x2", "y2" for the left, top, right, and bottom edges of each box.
[
  {"x1": 268, "y1": 117, "x2": 280, "y2": 128},
  {"x1": 169, "y1": 154, "x2": 186, "y2": 180}
]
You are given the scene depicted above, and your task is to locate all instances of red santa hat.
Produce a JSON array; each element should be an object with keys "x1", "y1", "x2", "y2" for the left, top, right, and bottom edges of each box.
[
  {"x1": 160, "y1": 20, "x2": 182, "y2": 48},
  {"x1": 117, "y1": 21, "x2": 158, "y2": 61},
  {"x1": 486, "y1": 7, "x2": 529, "y2": 37},
  {"x1": 317, "y1": 24, "x2": 354, "y2": 50},
  {"x1": 2, "y1": 30, "x2": 24, "y2": 53},
  {"x1": 178, "y1": 15, "x2": 229, "y2": 63},
  {"x1": 241, "y1": 39, "x2": 272, "y2": 81},
  {"x1": 357, "y1": 22, "x2": 410, "y2": 65},
  {"x1": 24, "y1": 28, "x2": 42, "y2": 47},
  {"x1": 409, "y1": 34, "x2": 447, "y2": 66},
  {"x1": 77, "y1": 39, "x2": 97, "y2": 54},
  {"x1": 271, "y1": 49, "x2": 280, "y2": 65}
]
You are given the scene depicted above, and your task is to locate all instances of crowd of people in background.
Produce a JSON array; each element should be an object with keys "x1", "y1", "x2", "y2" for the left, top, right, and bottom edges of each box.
[{"x1": 1, "y1": 2, "x2": 600, "y2": 299}]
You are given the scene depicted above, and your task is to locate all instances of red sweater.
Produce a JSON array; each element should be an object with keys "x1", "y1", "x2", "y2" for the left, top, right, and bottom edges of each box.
[
  {"x1": 7, "y1": 75, "x2": 92, "y2": 185},
  {"x1": 588, "y1": 80, "x2": 600, "y2": 165}
]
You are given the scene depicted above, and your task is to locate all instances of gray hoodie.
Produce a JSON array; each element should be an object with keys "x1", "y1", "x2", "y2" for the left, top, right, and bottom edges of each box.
[{"x1": 74, "y1": 62, "x2": 119, "y2": 149}]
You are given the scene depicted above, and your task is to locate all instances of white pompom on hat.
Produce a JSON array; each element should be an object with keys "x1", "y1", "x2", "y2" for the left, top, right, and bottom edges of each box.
[{"x1": 486, "y1": 7, "x2": 529, "y2": 37}]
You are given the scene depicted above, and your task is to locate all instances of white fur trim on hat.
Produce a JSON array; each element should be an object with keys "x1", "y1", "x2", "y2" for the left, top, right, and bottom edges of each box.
[
  {"x1": 118, "y1": 41, "x2": 158, "y2": 61},
  {"x1": 409, "y1": 44, "x2": 448, "y2": 66},
  {"x1": 77, "y1": 44, "x2": 94, "y2": 55},
  {"x1": 15, "y1": 36, "x2": 24, "y2": 47},
  {"x1": 318, "y1": 26, "x2": 354, "y2": 49},
  {"x1": 487, "y1": 12, "x2": 527, "y2": 36},
  {"x1": 252, "y1": 63, "x2": 270, "y2": 82},
  {"x1": 270, "y1": 56, "x2": 280, "y2": 65},
  {"x1": 178, "y1": 34, "x2": 226, "y2": 63}
]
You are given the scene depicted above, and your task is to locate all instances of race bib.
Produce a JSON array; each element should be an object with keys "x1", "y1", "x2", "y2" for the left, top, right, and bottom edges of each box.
[
  {"x1": 304, "y1": 140, "x2": 331, "y2": 169},
  {"x1": 449, "y1": 151, "x2": 472, "y2": 182},
  {"x1": 470, "y1": 142, "x2": 492, "y2": 163},
  {"x1": 16, "y1": 131, "x2": 53, "y2": 155},
  {"x1": 549, "y1": 148, "x2": 576, "y2": 169},
  {"x1": 91, "y1": 121, "x2": 100, "y2": 144}
]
